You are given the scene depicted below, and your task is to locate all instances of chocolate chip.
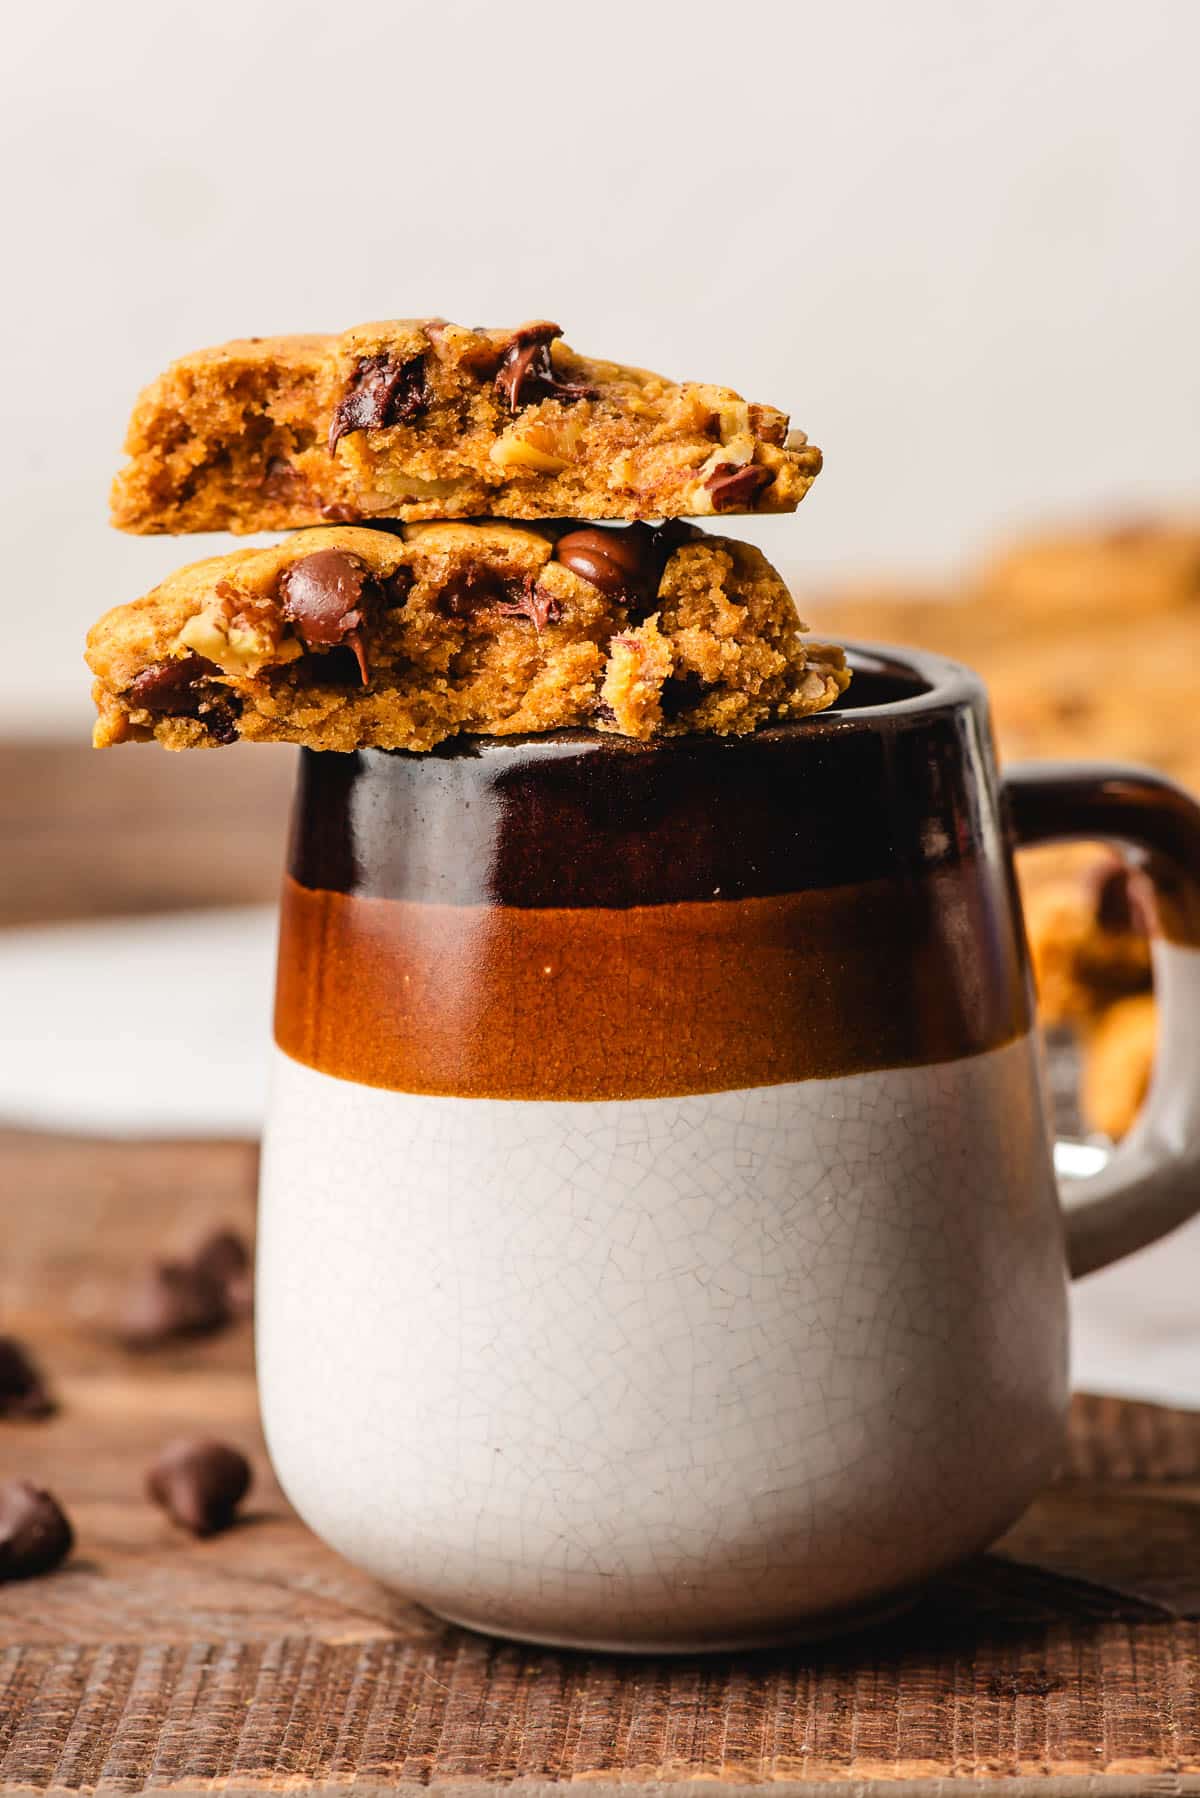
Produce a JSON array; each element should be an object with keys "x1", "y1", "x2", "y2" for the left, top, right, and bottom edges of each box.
[
  {"x1": 118, "y1": 1259, "x2": 230, "y2": 1351},
  {"x1": 279, "y1": 550, "x2": 376, "y2": 684},
  {"x1": 591, "y1": 699, "x2": 617, "y2": 726},
  {"x1": 118, "y1": 1224, "x2": 255, "y2": 1349},
  {"x1": 495, "y1": 321, "x2": 598, "y2": 412},
  {"x1": 438, "y1": 567, "x2": 508, "y2": 619},
  {"x1": 279, "y1": 550, "x2": 369, "y2": 643},
  {"x1": 0, "y1": 1480, "x2": 73, "y2": 1582},
  {"x1": 704, "y1": 462, "x2": 773, "y2": 510},
  {"x1": 291, "y1": 647, "x2": 365, "y2": 689},
  {"x1": 261, "y1": 457, "x2": 309, "y2": 502},
  {"x1": 553, "y1": 523, "x2": 675, "y2": 605},
  {"x1": 382, "y1": 565, "x2": 413, "y2": 608},
  {"x1": 190, "y1": 1228, "x2": 247, "y2": 1289},
  {"x1": 201, "y1": 699, "x2": 242, "y2": 744},
  {"x1": 0, "y1": 1338, "x2": 55, "y2": 1420},
  {"x1": 191, "y1": 1229, "x2": 253, "y2": 1320},
  {"x1": 495, "y1": 578, "x2": 563, "y2": 635},
  {"x1": 127, "y1": 654, "x2": 222, "y2": 715},
  {"x1": 126, "y1": 656, "x2": 241, "y2": 742},
  {"x1": 659, "y1": 671, "x2": 709, "y2": 722},
  {"x1": 329, "y1": 353, "x2": 430, "y2": 452},
  {"x1": 147, "y1": 1438, "x2": 252, "y2": 1536}
]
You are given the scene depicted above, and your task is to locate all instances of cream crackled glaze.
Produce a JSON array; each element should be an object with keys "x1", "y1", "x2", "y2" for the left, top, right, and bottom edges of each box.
[{"x1": 257, "y1": 1033, "x2": 1069, "y2": 1652}]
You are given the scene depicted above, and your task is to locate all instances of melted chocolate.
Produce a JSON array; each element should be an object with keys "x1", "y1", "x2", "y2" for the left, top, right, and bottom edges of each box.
[
  {"x1": 494, "y1": 322, "x2": 598, "y2": 412},
  {"x1": 329, "y1": 353, "x2": 430, "y2": 452}
]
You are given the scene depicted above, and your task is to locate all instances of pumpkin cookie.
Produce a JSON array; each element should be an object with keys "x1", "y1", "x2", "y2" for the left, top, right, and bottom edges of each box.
[
  {"x1": 87, "y1": 522, "x2": 850, "y2": 753},
  {"x1": 111, "y1": 320, "x2": 821, "y2": 533}
]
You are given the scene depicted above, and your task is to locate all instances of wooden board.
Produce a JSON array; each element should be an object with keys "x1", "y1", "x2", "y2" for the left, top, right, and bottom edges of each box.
[
  {"x1": 0, "y1": 743, "x2": 293, "y2": 928},
  {"x1": 2, "y1": 1129, "x2": 1200, "y2": 1794}
]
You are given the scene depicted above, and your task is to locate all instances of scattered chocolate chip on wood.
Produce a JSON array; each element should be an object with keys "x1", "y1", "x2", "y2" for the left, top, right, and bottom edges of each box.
[
  {"x1": 0, "y1": 1480, "x2": 73, "y2": 1581},
  {"x1": 0, "y1": 1336, "x2": 56, "y2": 1419},
  {"x1": 191, "y1": 1227, "x2": 254, "y2": 1320},
  {"x1": 119, "y1": 1259, "x2": 229, "y2": 1350},
  {"x1": 147, "y1": 1438, "x2": 252, "y2": 1536},
  {"x1": 118, "y1": 1225, "x2": 253, "y2": 1348}
]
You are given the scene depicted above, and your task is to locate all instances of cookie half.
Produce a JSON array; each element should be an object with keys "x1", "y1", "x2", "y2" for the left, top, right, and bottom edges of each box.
[
  {"x1": 87, "y1": 522, "x2": 850, "y2": 753},
  {"x1": 111, "y1": 320, "x2": 820, "y2": 533}
]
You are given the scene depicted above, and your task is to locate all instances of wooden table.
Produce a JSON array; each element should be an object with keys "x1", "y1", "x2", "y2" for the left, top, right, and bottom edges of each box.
[{"x1": 4, "y1": 746, "x2": 1200, "y2": 1793}]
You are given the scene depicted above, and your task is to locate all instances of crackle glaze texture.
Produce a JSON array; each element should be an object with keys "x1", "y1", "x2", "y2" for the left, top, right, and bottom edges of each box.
[{"x1": 258, "y1": 1037, "x2": 1070, "y2": 1651}]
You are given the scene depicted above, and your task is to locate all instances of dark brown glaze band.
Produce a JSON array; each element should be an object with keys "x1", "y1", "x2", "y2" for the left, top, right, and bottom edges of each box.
[
  {"x1": 287, "y1": 652, "x2": 1004, "y2": 908},
  {"x1": 275, "y1": 873, "x2": 1032, "y2": 1100},
  {"x1": 1005, "y1": 763, "x2": 1200, "y2": 947},
  {"x1": 276, "y1": 646, "x2": 1042, "y2": 1098}
]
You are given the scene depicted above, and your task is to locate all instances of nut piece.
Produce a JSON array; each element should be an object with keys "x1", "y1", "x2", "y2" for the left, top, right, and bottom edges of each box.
[
  {"x1": 701, "y1": 391, "x2": 750, "y2": 444},
  {"x1": 489, "y1": 425, "x2": 571, "y2": 474},
  {"x1": 705, "y1": 463, "x2": 773, "y2": 511},
  {"x1": 0, "y1": 1480, "x2": 73, "y2": 1582},
  {"x1": 176, "y1": 607, "x2": 301, "y2": 675},
  {"x1": 146, "y1": 1437, "x2": 252, "y2": 1536}
]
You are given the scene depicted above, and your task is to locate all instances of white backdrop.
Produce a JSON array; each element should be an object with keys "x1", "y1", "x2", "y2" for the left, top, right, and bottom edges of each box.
[{"x1": 5, "y1": 0, "x2": 1199, "y2": 731}]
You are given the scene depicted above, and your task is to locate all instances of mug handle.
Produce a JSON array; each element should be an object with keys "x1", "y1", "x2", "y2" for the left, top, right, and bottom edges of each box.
[{"x1": 1004, "y1": 762, "x2": 1200, "y2": 1277}]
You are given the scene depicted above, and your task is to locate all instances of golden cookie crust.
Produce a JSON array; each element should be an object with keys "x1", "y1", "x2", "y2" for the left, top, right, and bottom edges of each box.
[
  {"x1": 1082, "y1": 991, "x2": 1157, "y2": 1140},
  {"x1": 111, "y1": 320, "x2": 821, "y2": 533},
  {"x1": 86, "y1": 522, "x2": 850, "y2": 753},
  {"x1": 1017, "y1": 845, "x2": 1152, "y2": 1028}
]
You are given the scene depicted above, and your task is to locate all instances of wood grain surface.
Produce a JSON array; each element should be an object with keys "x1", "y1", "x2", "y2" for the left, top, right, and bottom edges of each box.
[
  {"x1": 1, "y1": 742, "x2": 293, "y2": 927},
  {"x1": 2, "y1": 1130, "x2": 1200, "y2": 1794}
]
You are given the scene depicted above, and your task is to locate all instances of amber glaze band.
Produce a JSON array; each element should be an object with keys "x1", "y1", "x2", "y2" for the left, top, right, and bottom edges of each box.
[{"x1": 275, "y1": 647, "x2": 1037, "y2": 1100}]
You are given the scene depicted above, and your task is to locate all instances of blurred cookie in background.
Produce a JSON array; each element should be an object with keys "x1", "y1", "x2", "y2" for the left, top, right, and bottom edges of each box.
[
  {"x1": 1019, "y1": 846, "x2": 1152, "y2": 1029},
  {"x1": 1083, "y1": 992, "x2": 1158, "y2": 1143},
  {"x1": 976, "y1": 514, "x2": 1200, "y2": 630},
  {"x1": 978, "y1": 613, "x2": 1200, "y2": 786}
]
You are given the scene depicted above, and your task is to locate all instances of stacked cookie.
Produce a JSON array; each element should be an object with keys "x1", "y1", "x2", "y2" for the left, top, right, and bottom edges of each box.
[
  {"x1": 88, "y1": 320, "x2": 849, "y2": 752},
  {"x1": 821, "y1": 513, "x2": 1200, "y2": 1140}
]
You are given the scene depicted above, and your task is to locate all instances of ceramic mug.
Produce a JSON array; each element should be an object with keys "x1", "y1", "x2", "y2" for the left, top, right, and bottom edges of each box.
[{"x1": 257, "y1": 645, "x2": 1200, "y2": 1652}]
